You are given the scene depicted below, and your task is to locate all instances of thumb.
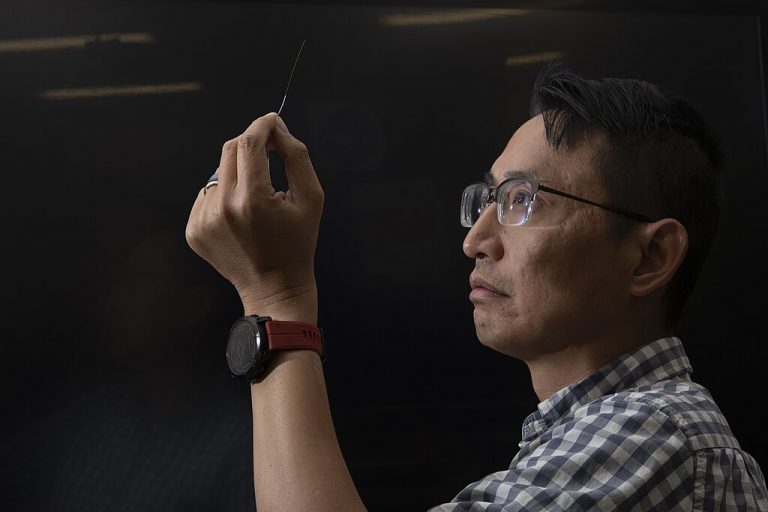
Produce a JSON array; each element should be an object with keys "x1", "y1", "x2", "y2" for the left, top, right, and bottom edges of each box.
[{"x1": 272, "y1": 116, "x2": 322, "y2": 204}]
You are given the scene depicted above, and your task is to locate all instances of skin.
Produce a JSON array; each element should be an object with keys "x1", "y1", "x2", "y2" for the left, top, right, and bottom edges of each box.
[
  {"x1": 184, "y1": 112, "x2": 688, "y2": 510},
  {"x1": 463, "y1": 115, "x2": 688, "y2": 399},
  {"x1": 186, "y1": 113, "x2": 364, "y2": 511}
]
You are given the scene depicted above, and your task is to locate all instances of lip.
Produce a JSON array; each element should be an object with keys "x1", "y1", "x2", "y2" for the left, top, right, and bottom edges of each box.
[{"x1": 469, "y1": 273, "x2": 508, "y2": 300}]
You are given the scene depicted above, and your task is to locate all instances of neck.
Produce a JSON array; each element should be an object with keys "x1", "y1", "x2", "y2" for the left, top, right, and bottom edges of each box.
[{"x1": 525, "y1": 321, "x2": 672, "y2": 401}]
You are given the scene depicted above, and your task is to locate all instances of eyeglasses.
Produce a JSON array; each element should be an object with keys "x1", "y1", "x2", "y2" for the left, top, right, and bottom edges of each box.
[{"x1": 460, "y1": 178, "x2": 655, "y2": 228}]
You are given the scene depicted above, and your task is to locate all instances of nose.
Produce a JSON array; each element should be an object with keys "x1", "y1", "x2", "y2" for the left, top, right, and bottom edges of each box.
[{"x1": 462, "y1": 203, "x2": 503, "y2": 261}]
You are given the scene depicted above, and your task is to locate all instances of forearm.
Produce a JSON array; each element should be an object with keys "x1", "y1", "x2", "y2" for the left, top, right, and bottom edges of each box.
[
  {"x1": 250, "y1": 351, "x2": 364, "y2": 511},
  {"x1": 245, "y1": 295, "x2": 366, "y2": 512}
]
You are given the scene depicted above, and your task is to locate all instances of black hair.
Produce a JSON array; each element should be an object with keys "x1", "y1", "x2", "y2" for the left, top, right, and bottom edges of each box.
[{"x1": 529, "y1": 62, "x2": 725, "y2": 328}]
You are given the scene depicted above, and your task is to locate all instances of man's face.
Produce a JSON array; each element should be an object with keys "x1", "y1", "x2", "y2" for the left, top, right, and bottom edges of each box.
[{"x1": 463, "y1": 114, "x2": 635, "y2": 362}]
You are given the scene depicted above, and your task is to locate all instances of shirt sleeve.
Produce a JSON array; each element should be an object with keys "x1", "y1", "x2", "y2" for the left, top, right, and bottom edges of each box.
[{"x1": 428, "y1": 399, "x2": 695, "y2": 511}]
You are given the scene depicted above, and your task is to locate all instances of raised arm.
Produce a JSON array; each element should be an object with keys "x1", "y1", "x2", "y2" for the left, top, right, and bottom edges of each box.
[{"x1": 185, "y1": 112, "x2": 366, "y2": 512}]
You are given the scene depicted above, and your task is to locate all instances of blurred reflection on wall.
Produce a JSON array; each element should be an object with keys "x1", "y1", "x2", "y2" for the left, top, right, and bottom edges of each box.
[{"x1": 6, "y1": 229, "x2": 255, "y2": 512}]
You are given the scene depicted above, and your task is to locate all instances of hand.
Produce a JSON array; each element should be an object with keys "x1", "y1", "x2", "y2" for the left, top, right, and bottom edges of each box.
[{"x1": 185, "y1": 113, "x2": 324, "y2": 320}]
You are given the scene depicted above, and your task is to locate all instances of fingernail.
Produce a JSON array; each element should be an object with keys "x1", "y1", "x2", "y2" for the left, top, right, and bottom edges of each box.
[{"x1": 276, "y1": 116, "x2": 289, "y2": 133}]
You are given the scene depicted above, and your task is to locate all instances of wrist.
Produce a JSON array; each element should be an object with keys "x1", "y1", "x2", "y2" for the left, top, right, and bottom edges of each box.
[{"x1": 239, "y1": 284, "x2": 318, "y2": 323}]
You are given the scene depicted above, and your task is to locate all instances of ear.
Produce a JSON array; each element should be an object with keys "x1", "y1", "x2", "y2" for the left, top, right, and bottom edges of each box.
[{"x1": 629, "y1": 218, "x2": 688, "y2": 297}]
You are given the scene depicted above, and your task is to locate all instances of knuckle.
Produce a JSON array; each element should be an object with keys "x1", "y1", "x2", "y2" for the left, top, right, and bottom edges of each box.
[
  {"x1": 184, "y1": 225, "x2": 197, "y2": 245},
  {"x1": 222, "y1": 138, "x2": 238, "y2": 152},
  {"x1": 221, "y1": 196, "x2": 254, "y2": 226},
  {"x1": 292, "y1": 140, "x2": 309, "y2": 156},
  {"x1": 220, "y1": 200, "x2": 238, "y2": 224},
  {"x1": 229, "y1": 197, "x2": 249, "y2": 219},
  {"x1": 185, "y1": 224, "x2": 204, "y2": 251},
  {"x1": 303, "y1": 188, "x2": 324, "y2": 213},
  {"x1": 238, "y1": 134, "x2": 263, "y2": 150},
  {"x1": 202, "y1": 213, "x2": 223, "y2": 239}
]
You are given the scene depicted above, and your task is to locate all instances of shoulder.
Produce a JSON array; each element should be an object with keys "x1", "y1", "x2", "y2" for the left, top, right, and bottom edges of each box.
[
  {"x1": 528, "y1": 378, "x2": 739, "y2": 479},
  {"x1": 448, "y1": 386, "x2": 700, "y2": 510},
  {"x1": 434, "y1": 381, "x2": 768, "y2": 511},
  {"x1": 538, "y1": 385, "x2": 695, "y2": 474},
  {"x1": 575, "y1": 379, "x2": 740, "y2": 452}
]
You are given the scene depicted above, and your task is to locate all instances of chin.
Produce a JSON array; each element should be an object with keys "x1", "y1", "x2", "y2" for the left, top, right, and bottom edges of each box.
[
  {"x1": 475, "y1": 307, "x2": 546, "y2": 359},
  {"x1": 474, "y1": 324, "x2": 523, "y2": 360}
]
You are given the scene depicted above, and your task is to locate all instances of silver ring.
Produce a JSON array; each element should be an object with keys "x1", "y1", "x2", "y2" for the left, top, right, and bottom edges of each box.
[{"x1": 203, "y1": 171, "x2": 219, "y2": 194}]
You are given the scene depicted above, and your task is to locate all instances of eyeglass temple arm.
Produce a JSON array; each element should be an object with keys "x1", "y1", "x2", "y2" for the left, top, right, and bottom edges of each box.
[{"x1": 537, "y1": 185, "x2": 655, "y2": 223}]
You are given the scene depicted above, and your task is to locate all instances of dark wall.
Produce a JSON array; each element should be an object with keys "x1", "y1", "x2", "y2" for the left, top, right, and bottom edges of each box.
[{"x1": 1, "y1": 1, "x2": 766, "y2": 511}]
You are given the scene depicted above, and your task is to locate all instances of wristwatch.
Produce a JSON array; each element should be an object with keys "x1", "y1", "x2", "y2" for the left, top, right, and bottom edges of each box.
[{"x1": 225, "y1": 315, "x2": 325, "y2": 381}]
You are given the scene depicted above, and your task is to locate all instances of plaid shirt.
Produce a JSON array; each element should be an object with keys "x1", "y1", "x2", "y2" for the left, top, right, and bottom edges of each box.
[{"x1": 430, "y1": 337, "x2": 768, "y2": 511}]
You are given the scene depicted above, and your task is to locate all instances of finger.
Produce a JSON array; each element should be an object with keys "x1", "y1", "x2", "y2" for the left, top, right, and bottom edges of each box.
[
  {"x1": 190, "y1": 187, "x2": 206, "y2": 218},
  {"x1": 236, "y1": 113, "x2": 276, "y2": 193},
  {"x1": 203, "y1": 168, "x2": 220, "y2": 197},
  {"x1": 217, "y1": 137, "x2": 239, "y2": 195},
  {"x1": 185, "y1": 188, "x2": 207, "y2": 252},
  {"x1": 271, "y1": 115, "x2": 322, "y2": 204}
]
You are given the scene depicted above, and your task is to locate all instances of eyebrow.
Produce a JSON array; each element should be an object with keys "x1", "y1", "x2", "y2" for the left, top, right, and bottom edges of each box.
[{"x1": 483, "y1": 169, "x2": 537, "y2": 186}]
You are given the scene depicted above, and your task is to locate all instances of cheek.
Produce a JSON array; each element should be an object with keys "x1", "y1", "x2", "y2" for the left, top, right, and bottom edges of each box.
[
  {"x1": 511, "y1": 235, "x2": 565, "y2": 295},
  {"x1": 508, "y1": 231, "x2": 609, "y2": 319},
  {"x1": 531, "y1": 234, "x2": 627, "y2": 316}
]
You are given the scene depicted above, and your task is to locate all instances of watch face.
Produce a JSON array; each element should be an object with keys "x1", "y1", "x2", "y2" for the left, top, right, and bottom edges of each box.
[{"x1": 226, "y1": 319, "x2": 262, "y2": 376}]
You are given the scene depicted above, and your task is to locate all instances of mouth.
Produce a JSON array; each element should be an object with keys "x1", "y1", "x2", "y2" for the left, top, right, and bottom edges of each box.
[{"x1": 469, "y1": 274, "x2": 508, "y2": 301}]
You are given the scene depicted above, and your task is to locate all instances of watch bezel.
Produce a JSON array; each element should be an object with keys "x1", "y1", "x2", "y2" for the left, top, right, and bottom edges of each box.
[{"x1": 225, "y1": 315, "x2": 275, "y2": 380}]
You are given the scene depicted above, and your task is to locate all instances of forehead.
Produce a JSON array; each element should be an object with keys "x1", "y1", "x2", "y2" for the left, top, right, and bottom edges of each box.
[{"x1": 487, "y1": 115, "x2": 599, "y2": 189}]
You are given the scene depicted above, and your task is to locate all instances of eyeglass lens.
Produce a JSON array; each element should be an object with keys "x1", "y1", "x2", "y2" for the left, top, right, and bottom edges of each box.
[{"x1": 460, "y1": 181, "x2": 534, "y2": 227}]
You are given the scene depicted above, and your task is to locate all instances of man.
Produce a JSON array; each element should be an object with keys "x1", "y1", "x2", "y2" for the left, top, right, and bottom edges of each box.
[{"x1": 185, "y1": 65, "x2": 768, "y2": 510}]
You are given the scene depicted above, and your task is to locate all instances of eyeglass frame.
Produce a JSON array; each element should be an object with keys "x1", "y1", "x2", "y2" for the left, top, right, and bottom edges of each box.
[{"x1": 461, "y1": 177, "x2": 656, "y2": 227}]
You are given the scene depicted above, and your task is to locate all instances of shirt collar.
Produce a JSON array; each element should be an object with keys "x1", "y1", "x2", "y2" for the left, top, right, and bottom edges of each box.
[{"x1": 521, "y1": 337, "x2": 693, "y2": 442}]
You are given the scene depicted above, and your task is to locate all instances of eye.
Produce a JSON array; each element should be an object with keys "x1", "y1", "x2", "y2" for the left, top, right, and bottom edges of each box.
[{"x1": 511, "y1": 190, "x2": 532, "y2": 206}]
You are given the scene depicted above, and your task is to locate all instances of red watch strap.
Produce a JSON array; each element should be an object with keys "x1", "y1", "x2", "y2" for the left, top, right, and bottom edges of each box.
[{"x1": 264, "y1": 321, "x2": 323, "y2": 356}]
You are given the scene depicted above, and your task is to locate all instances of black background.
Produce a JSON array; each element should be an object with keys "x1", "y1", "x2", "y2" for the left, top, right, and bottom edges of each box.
[{"x1": 1, "y1": 1, "x2": 767, "y2": 510}]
